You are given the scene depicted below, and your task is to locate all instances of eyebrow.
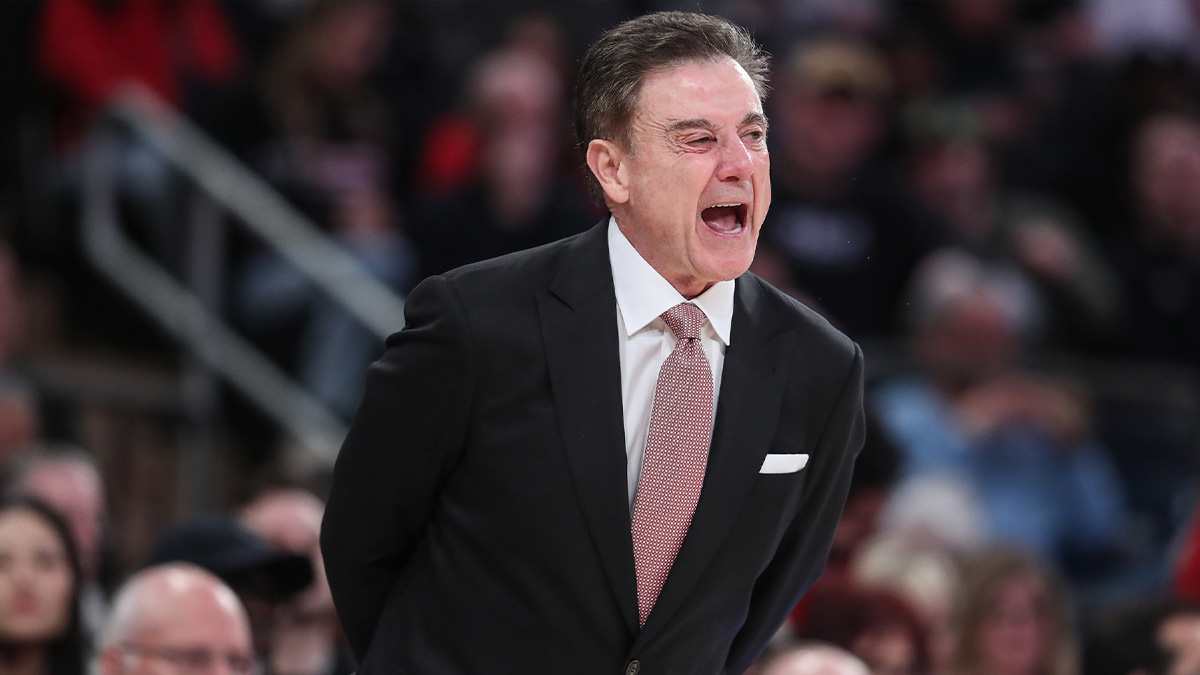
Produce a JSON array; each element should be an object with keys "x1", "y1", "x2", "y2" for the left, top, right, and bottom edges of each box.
[
  {"x1": 665, "y1": 119, "x2": 718, "y2": 134},
  {"x1": 664, "y1": 113, "x2": 769, "y2": 135},
  {"x1": 741, "y1": 112, "x2": 769, "y2": 131}
]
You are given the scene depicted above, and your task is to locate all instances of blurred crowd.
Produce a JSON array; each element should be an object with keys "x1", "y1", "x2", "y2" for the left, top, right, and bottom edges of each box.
[{"x1": 0, "y1": 0, "x2": 1196, "y2": 674}]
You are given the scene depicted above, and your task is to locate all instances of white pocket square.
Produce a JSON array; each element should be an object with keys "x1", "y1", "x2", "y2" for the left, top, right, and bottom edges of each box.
[{"x1": 759, "y1": 453, "x2": 809, "y2": 474}]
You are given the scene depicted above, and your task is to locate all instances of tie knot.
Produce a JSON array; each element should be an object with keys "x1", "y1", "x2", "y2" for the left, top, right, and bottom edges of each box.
[{"x1": 661, "y1": 302, "x2": 705, "y2": 341}]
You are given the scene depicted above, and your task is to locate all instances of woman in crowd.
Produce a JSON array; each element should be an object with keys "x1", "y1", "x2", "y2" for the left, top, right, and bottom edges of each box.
[
  {"x1": 0, "y1": 497, "x2": 85, "y2": 675},
  {"x1": 945, "y1": 549, "x2": 1078, "y2": 675}
]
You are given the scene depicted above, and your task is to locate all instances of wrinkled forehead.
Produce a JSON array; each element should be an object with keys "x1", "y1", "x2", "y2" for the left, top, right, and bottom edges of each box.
[{"x1": 630, "y1": 58, "x2": 764, "y2": 129}]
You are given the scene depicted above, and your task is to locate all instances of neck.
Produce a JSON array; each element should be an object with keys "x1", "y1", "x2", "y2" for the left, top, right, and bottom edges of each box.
[
  {"x1": 0, "y1": 644, "x2": 50, "y2": 675},
  {"x1": 611, "y1": 217, "x2": 714, "y2": 299}
]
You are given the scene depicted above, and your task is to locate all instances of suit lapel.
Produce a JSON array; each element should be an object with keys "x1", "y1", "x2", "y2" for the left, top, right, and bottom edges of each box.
[
  {"x1": 632, "y1": 274, "x2": 794, "y2": 646},
  {"x1": 537, "y1": 222, "x2": 641, "y2": 635}
]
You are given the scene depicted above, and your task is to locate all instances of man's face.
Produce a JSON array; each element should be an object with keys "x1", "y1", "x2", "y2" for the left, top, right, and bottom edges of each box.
[{"x1": 606, "y1": 57, "x2": 771, "y2": 297}]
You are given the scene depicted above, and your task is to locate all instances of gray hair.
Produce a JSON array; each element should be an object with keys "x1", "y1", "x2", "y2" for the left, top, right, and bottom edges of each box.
[{"x1": 573, "y1": 11, "x2": 769, "y2": 198}]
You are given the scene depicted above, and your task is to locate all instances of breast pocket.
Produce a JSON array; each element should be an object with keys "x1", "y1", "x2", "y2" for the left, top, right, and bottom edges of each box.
[{"x1": 759, "y1": 453, "x2": 809, "y2": 474}]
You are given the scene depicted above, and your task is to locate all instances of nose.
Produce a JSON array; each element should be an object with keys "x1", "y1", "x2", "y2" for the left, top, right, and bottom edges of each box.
[{"x1": 717, "y1": 136, "x2": 755, "y2": 183}]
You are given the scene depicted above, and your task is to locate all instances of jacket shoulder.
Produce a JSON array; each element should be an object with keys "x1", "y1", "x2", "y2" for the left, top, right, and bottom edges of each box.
[
  {"x1": 741, "y1": 273, "x2": 859, "y2": 359},
  {"x1": 435, "y1": 223, "x2": 604, "y2": 305}
]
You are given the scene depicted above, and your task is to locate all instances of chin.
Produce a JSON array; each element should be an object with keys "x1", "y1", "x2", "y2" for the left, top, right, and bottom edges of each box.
[{"x1": 706, "y1": 245, "x2": 757, "y2": 280}]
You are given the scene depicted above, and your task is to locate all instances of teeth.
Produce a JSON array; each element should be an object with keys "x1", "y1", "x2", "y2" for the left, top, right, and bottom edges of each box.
[{"x1": 710, "y1": 203, "x2": 744, "y2": 208}]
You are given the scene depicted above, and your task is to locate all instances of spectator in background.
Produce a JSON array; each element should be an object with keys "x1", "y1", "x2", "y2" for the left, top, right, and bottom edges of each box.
[
  {"x1": 1105, "y1": 112, "x2": 1200, "y2": 367},
  {"x1": 758, "y1": 35, "x2": 939, "y2": 338},
  {"x1": 0, "y1": 497, "x2": 85, "y2": 675},
  {"x1": 145, "y1": 516, "x2": 311, "y2": 666},
  {"x1": 872, "y1": 249, "x2": 1128, "y2": 568},
  {"x1": 240, "y1": 488, "x2": 349, "y2": 675},
  {"x1": 209, "y1": 0, "x2": 420, "y2": 421},
  {"x1": 853, "y1": 475, "x2": 987, "y2": 673},
  {"x1": 754, "y1": 642, "x2": 871, "y2": 675},
  {"x1": 792, "y1": 582, "x2": 930, "y2": 675},
  {"x1": 413, "y1": 12, "x2": 575, "y2": 197},
  {"x1": 1085, "y1": 596, "x2": 1200, "y2": 675},
  {"x1": 2, "y1": 446, "x2": 107, "y2": 641},
  {"x1": 946, "y1": 549, "x2": 1079, "y2": 675},
  {"x1": 94, "y1": 563, "x2": 255, "y2": 675},
  {"x1": 904, "y1": 101, "x2": 1124, "y2": 350},
  {"x1": 36, "y1": 0, "x2": 243, "y2": 271},
  {"x1": 37, "y1": 0, "x2": 241, "y2": 151},
  {"x1": 409, "y1": 36, "x2": 596, "y2": 277}
]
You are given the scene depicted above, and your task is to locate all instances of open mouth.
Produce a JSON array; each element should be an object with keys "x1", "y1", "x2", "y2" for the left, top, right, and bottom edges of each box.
[{"x1": 701, "y1": 202, "x2": 748, "y2": 235}]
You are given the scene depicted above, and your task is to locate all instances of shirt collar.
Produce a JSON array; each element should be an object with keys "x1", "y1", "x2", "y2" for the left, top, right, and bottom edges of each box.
[{"x1": 607, "y1": 216, "x2": 734, "y2": 345}]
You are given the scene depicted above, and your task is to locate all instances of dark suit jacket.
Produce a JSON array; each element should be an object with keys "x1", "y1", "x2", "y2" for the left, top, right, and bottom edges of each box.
[{"x1": 320, "y1": 221, "x2": 865, "y2": 675}]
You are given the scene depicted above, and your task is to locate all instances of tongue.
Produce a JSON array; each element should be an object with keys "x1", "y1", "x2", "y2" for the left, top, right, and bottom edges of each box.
[{"x1": 702, "y1": 205, "x2": 741, "y2": 233}]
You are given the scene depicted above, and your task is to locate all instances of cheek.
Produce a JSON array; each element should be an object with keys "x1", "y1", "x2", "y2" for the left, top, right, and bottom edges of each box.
[
  {"x1": 755, "y1": 159, "x2": 772, "y2": 223},
  {"x1": 42, "y1": 572, "x2": 73, "y2": 622}
]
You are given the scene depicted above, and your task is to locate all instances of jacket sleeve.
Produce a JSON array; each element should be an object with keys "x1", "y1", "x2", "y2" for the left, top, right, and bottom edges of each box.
[
  {"x1": 726, "y1": 343, "x2": 866, "y2": 673},
  {"x1": 319, "y1": 274, "x2": 474, "y2": 661}
]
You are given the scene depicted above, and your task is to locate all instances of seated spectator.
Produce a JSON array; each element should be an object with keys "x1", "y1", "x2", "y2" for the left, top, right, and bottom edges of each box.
[
  {"x1": 1085, "y1": 596, "x2": 1200, "y2": 675},
  {"x1": 754, "y1": 642, "x2": 871, "y2": 675},
  {"x1": 145, "y1": 516, "x2": 311, "y2": 664},
  {"x1": 36, "y1": 0, "x2": 242, "y2": 274},
  {"x1": 792, "y1": 581, "x2": 930, "y2": 675},
  {"x1": 904, "y1": 100, "x2": 1124, "y2": 350},
  {"x1": 409, "y1": 41, "x2": 596, "y2": 277},
  {"x1": 946, "y1": 548, "x2": 1079, "y2": 675},
  {"x1": 37, "y1": 0, "x2": 240, "y2": 151},
  {"x1": 240, "y1": 487, "x2": 349, "y2": 675},
  {"x1": 757, "y1": 34, "x2": 941, "y2": 338},
  {"x1": 1105, "y1": 112, "x2": 1200, "y2": 367},
  {"x1": 854, "y1": 475, "x2": 986, "y2": 672},
  {"x1": 94, "y1": 563, "x2": 255, "y2": 675},
  {"x1": 210, "y1": 0, "x2": 419, "y2": 421},
  {"x1": 2, "y1": 445, "x2": 108, "y2": 644},
  {"x1": 0, "y1": 497, "x2": 85, "y2": 675},
  {"x1": 872, "y1": 249, "x2": 1128, "y2": 566}
]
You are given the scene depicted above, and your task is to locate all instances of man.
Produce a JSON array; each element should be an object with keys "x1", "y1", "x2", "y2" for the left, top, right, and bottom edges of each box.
[
  {"x1": 321, "y1": 11, "x2": 865, "y2": 674},
  {"x1": 94, "y1": 563, "x2": 257, "y2": 675},
  {"x1": 241, "y1": 488, "x2": 348, "y2": 675},
  {"x1": 145, "y1": 516, "x2": 313, "y2": 661}
]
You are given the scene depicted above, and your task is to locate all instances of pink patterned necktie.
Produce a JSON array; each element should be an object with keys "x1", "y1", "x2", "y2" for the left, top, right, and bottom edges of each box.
[{"x1": 631, "y1": 302, "x2": 714, "y2": 627}]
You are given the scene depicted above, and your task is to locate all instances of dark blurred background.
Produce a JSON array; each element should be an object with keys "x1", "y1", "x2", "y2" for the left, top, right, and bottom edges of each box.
[{"x1": 2, "y1": 2, "x2": 1200, "y2": 673}]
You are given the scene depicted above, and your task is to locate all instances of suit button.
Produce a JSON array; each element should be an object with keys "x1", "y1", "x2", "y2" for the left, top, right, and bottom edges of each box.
[{"x1": 625, "y1": 660, "x2": 640, "y2": 675}]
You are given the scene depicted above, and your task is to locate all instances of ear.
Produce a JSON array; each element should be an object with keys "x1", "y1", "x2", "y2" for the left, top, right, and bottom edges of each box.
[{"x1": 586, "y1": 139, "x2": 630, "y2": 205}]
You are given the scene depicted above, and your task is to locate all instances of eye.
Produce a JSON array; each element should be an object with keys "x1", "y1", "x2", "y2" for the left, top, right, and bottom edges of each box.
[
  {"x1": 686, "y1": 135, "x2": 716, "y2": 147},
  {"x1": 743, "y1": 128, "x2": 767, "y2": 144}
]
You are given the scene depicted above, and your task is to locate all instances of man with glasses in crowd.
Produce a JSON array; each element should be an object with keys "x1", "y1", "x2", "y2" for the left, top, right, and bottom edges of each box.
[{"x1": 95, "y1": 563, "x2": 258, "y2": 675}]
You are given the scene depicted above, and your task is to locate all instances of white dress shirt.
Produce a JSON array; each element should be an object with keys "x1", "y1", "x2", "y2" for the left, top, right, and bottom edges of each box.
[{"x1": 607, "y1": 217, "x2": 735, "y2": 509}]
